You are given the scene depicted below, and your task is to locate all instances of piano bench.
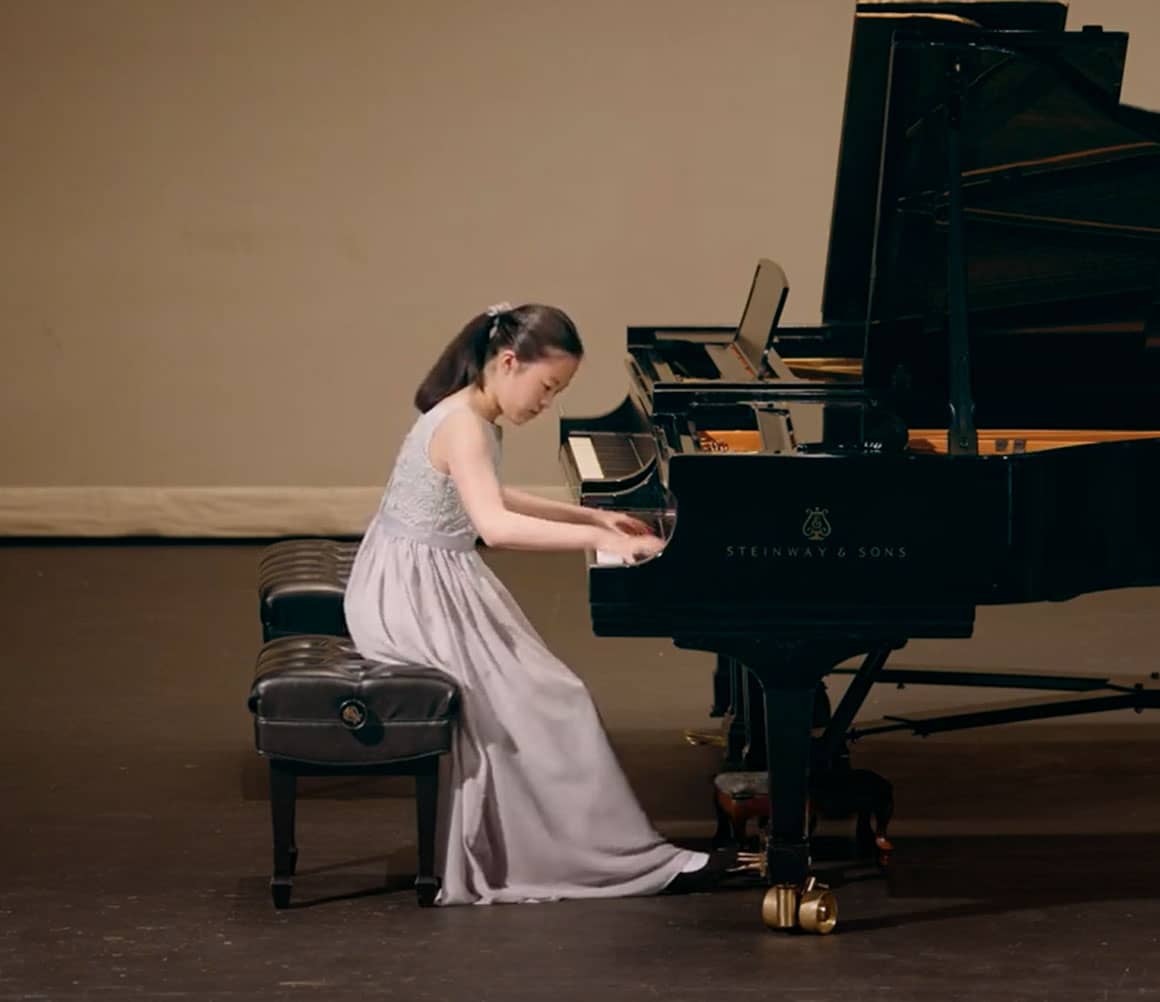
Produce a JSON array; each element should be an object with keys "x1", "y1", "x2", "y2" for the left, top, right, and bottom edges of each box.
[
  {"x1": 258, "y1": 538, "x2": 358, "y2": 642},
  {"x1": 247, "y1": 635, "x2": 460, "y2": 909},
  {"x1": 712, "y1": 768, "x2": 894, "y2": 863}
]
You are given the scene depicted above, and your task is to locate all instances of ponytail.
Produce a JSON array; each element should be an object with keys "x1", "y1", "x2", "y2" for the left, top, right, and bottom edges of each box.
[
  {"x1": 413, "y1": 311, "x2": 493, "y2": 413},
  {"x1": 414, "y1": 303, "x2": 583, "y2": 412}
]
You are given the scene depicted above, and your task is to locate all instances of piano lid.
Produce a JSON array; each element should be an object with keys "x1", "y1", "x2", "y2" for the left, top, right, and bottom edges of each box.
[
  {"x1": 821, "y1": 1, "x2": 1070, "y2": 329},
  {"x1": 821, "y1": 1, "x2": 1160, "y2": 428}
]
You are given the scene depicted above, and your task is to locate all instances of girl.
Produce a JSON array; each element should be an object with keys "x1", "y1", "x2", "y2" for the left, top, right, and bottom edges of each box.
[{"x1": 343, "y1": 301, "x2": 729, "y2": 904}]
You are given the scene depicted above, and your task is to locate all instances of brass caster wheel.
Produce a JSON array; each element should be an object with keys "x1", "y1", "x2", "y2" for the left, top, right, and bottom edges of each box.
[
  {"x1": 761, "y1": 884, "x2": 799, "y2": 929},
  {"x1": 798, "y1": 879, "x2": 838, "y2": 935},
  {"x1": 760, "y1": 878, "x2": 838, "y2": 934}
]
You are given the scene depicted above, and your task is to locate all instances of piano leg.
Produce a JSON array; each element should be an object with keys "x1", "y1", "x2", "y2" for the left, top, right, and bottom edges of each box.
[
  {"x1": 740, "y1": 672, "x2": 830, "y2": 772},
  {"x1": 678, "y1": 636, "x2": 890, "y2": 931},
  {"x1": 752, "y1": 677, "x2": 815, "y2": 889},
  {"x1": 735, "y1": 638, "x2": 883, "y2": 934}
]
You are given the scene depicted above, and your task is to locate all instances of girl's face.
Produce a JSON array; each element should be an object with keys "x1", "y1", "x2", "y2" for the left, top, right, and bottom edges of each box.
[{"x1": 491, "y1": 349, "x2": 580, "y2": 424}]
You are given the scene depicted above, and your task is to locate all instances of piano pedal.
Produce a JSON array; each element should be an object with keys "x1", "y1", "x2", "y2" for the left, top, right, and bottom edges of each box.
[{"x1": 728, "y1": 851, "x2": 766, "y2": 882}]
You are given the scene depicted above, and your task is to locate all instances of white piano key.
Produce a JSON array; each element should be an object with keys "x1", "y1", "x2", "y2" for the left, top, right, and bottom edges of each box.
[{"x1": 569, "y1": 435, "x2": 605, "y2": 480}]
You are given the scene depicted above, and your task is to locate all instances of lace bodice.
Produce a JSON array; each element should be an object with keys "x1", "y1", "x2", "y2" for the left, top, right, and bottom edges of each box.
[{"x1": 376, "y1": 398, "x2": 502, "y2": 537}]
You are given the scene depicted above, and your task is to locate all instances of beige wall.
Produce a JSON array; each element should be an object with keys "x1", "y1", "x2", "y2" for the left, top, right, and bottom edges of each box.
[{"x1": 2, "y1": 0, "x2": 1159, "y2": 532}]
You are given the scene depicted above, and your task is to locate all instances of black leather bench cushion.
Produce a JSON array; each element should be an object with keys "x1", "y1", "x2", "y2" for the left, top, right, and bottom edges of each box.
[
  {"x1": 249, "y1": 635, "x2": 459, "y2": 766},
  {"x1": 258, "y1": 539, "x2": 357, "y2": 637}
]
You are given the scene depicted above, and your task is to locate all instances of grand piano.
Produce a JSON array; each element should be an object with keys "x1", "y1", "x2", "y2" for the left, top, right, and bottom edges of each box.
[{"x1": 559, "y1": 0, "x2": 1160, "y2": 932}]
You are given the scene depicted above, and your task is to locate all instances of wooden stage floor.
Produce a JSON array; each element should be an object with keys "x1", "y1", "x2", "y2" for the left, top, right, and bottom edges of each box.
[{"x1": 2, "y1": 542, "x2": 1158, "y2": 1000}]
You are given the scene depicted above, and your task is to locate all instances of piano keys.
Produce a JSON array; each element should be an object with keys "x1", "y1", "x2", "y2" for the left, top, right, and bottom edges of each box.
[
  {"x1": 564, "y1": 433, "x2": 651, "y2": 483},
  {"x1": 558, "y1": 0, "x2": 1160, "y2": 932}
]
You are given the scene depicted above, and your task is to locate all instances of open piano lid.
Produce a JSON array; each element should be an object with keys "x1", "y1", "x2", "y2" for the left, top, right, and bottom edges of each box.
[
  {"x1": 821, "y1": 1, "x2": 1068, "y2": 328},
  {"x1": 820, "y1": 0, "x2": 1160, "y2": 428}
]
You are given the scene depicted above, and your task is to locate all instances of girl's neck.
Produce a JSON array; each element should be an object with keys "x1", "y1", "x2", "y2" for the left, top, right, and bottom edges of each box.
[{"x1": 450, "y1": 386, "x2": 501, "y2": 425}]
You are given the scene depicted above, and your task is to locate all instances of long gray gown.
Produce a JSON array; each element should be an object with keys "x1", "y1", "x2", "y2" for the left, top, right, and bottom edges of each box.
[{"x1": 343, "y1": 396, "x2": 702, "y2": 905}]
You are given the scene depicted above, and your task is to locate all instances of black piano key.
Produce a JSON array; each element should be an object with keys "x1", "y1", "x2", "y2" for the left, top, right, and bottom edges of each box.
[{"x1": 589, "y1": 434, "x2": 649, "y2": 479}]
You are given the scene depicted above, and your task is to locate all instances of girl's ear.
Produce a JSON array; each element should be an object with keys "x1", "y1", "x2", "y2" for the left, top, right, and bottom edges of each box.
[{"x1": 498, "y1": 348, "x2": 519, "y2": 371}]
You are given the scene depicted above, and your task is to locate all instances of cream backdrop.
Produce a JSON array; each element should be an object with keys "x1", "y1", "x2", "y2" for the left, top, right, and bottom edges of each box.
[{"x1": 2, "y1": 0, "x2": 1158, "y2": 535}]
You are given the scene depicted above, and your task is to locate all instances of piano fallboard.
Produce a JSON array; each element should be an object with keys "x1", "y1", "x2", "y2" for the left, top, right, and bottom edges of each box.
[{"x1": 579, "y1": 436, "x2": 1160, "y2": 639}]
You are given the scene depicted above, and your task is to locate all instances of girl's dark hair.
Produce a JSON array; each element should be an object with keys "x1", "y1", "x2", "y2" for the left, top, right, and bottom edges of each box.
[{"x1": 414, "y1": 303, "x2": 584, "y2": 412}]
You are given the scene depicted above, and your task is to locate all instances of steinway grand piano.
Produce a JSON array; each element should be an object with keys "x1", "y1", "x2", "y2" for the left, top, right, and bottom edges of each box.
[{"x1": 559, "y1": 0, "x2": 1160, "y2": 932}]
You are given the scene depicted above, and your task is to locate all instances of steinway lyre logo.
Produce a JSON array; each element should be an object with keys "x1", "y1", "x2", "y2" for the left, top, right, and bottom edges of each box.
[
  {"x1": 802, "y1": 507, "x2": 831, "y2": 542},
  {"x1": 726, "y1": 506, "x2": 905, "y2": 561}
]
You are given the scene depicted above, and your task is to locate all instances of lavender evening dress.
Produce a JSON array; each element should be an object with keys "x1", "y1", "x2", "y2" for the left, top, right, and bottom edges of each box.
[{"x1": 343, "y1": 396, "x2": 702, "y2": 904}]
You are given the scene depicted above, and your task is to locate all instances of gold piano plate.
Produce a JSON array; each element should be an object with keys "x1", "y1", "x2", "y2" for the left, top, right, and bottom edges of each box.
[
  {"x1": 696, "y1": 431, "x2": 763, "y2": 453},
  {"x1": 695, "y1": 428, "x2": 1160, "y2": 455},
  {"x1": 783, "y1": 357, "x2": 864, "y2": 381},
  {"x1": 908, "y1": 429, "x2": 1160, "y2": 455}
]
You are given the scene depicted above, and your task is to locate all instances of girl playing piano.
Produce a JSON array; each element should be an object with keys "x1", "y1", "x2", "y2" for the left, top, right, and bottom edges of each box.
[{"x1": 344, "y1": 301, "x2": 731, "y2": 904}]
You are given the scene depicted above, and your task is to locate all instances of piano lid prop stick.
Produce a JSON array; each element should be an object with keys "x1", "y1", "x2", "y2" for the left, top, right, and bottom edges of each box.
[{"x1": 945, "y1": 52, "x2": 979, "y2": 456}]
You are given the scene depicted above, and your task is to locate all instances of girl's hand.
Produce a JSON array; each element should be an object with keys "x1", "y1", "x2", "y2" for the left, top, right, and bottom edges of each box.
[
  {"x1": 591, "y1": 509, "x2": 655, "y2": 537},
  {"x1": 596, "y1": 529, "x2": 665, "y2": 563}
]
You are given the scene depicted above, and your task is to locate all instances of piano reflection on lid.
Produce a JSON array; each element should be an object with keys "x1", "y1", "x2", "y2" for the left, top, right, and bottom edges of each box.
[{"x1": 559, "y1": 0, "x2": 1160, "y2": 931}]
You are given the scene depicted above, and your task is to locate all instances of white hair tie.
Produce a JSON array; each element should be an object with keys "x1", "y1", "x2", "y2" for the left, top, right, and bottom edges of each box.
[{"x1": 486, "y1": 301, "x2": 513, "y2": 339}]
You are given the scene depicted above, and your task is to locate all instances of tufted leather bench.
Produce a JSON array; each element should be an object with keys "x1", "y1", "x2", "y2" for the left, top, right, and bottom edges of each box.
[
  {"x1": 247, "y1": 634, "x2": 460, "y2": 907},
  {"x1": 257, "y1": 539, "x2": 358, "y2": 642}
]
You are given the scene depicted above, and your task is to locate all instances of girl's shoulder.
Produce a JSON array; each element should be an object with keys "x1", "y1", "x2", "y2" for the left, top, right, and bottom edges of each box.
[
  {"x1": 425, "y1": 400, "x2": 501, "y2": 475},
  {"x1": 424, "y1": 396, "x2": 500, "y2": 454}
]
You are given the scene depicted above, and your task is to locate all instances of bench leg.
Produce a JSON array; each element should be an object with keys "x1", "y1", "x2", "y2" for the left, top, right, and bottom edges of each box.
[
  {"x1": 414, "y1": 758, "x2": 440, "y2": 907},
  {"x1": 269, "y1": 760, "x2": 297, "y2": 908}
]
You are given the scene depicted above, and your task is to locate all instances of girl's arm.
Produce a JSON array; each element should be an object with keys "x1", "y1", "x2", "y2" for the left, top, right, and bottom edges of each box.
[
  {"x1": 500, "y1": 487, "x2": 598, "y2": 526},
  {"x1": 438, "y1": 411, "x2": 608, "y2": 552},
  {"x1": 501, "y1": 487, "x2": 655, "y2": 537}
]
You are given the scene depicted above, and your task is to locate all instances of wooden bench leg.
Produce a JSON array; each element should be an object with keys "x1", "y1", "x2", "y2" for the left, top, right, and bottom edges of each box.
[
  {"x1": 269, "y1": 760, "x2": 297, "y2": 908},
  {"x1": 414, "y1": 758, "x2": 440, "y2": 907}
]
